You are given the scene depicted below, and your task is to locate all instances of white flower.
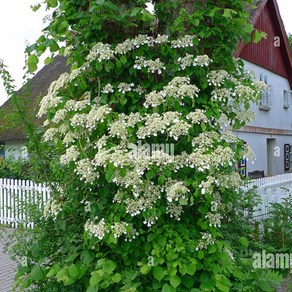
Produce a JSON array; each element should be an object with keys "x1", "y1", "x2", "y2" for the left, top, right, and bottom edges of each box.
[
  {"x1": 86, "y1": 42, "x2": 114, "y2": 62},
  {"x1": 196, "y1": 232, "x2": 214, "y2": 251},
  {"x1": 118, "y1": 82, "x2": 134, "y2": 94},
  {"x1": 171, "y1": 35, "x2": 197, "y2": 48},
  {"x1": 60, "y1": 146, "x2": 80, "y2": 165},
  {"x1": 85, "y1": 218, "x2": 107, "y2": 240},
  {"x1": 101, "y1": 83, "x2": 114, "y2": 94}
]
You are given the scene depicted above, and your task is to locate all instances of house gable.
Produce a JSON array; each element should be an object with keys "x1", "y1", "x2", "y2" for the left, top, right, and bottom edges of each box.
[{"x1": 235, "y1": 0, "x2": 292, "y2": 88}]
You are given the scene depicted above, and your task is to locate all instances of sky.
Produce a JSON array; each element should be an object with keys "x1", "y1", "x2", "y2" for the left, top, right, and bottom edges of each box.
[{"x1": 0, "y1": 0, "x2": 292, "y2": 106}]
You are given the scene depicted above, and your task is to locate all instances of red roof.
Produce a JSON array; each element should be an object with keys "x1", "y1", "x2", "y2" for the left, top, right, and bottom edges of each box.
[{"x1": 235, "y1": 0, "x2": 292, "y2": 88}]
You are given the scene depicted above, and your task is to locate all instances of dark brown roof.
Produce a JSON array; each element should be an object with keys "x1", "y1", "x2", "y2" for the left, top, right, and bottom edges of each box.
[{"x1": 0, "y1": 55, "x2": 69, "y2": 141}]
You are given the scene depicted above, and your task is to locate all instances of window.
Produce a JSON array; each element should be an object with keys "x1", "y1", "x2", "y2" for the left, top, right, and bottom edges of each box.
[
  {"x1": 284, "y1": 144, "x2": 292, "y2": 172},
  {"x1": 0, "y1": 142, "x2": 5, "y2": 159},
  {"x1": 259, "y1": 74, "x2": 273, "y2": 110},
  {"x1": 283, "y1": 90, "x2": 292, "y2": 109}
]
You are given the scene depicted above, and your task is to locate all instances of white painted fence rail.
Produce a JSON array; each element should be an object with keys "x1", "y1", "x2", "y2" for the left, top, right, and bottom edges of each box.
[
  {"x1": 246, "y1": 173, "x2": 292, "y2": 218},
  {"x1": 0, "y1": 178, "x2": 51, "y2": 228}
]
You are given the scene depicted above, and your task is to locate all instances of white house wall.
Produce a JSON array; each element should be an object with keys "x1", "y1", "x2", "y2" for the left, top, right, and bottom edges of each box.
[{"x1": 235, "y1": 60, "x2": 292, "y2": 176}]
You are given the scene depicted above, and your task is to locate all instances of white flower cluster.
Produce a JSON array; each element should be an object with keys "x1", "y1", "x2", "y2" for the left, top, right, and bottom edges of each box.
[
  {"x1": 118, "y1": 82, "x2": 135, "y2": 94},
  {"x1": 144, "y1": 91, "x2": 164, "y2": 108},
  {"x1": 235, "y1": 85, "x2": 256, "y2": 102},
  {"x1": 123, "y1": 185, "x2": 161, "y2": 217},
  {"x1": 137, "y1": 112, "x2": 190, "y2": 140},
  {"x1": 38, "y1": 73, "x2": 70, "y2": 117},
  {"x1": 38, "y1": 68, "x2": 90, "y2": 118},
  {"x1": 81, "y1": 200, "x2": 91, "y2": 213},
  {"x1": 166, "y1": 203, "x2": 183, "y2": 221},
  {"x1": 205, "y1": 212, "x2": 222, "y2": 227},
  {"x1": 216, "y1": 172, "x2": 242, "y2": 189},
  {"x1": 84, "y1": 218, "x2": 107, "y2": 240},
  {"x1": 75, "y1": 158, "x2": 99, "y2": 184},
  {"x1": 144, "y1": 77, "x2": 200, "y2": 108},
  {"x1": 43, "y1": 128, "x2": 59, "y2": 142},
  {"x1": 52, "y1": 109, "x2": 67, "y2": 124},
  {"x1": 86, "y1": 42, "x2": 114, "y2": 62},
  {"x1": 207, "y1": 70, "x2": 229, "y2": 87},
  {"x1": 211, "y1": 88, "x2": 234, "y2": 103},
  {"x1": 65, "y1": 99, "x2": 90, "y2": 112},
  {"x1": 133, "y1": 56, "x2": 166, "y2": 74},
  {"x1": 171, "y1": 35, "x2": 197, "y2": 48},
  {"x1": 242, "y1": 144, "x2": 255, "y2": 162},
  {"x1": 199, "y1": 176, "x2": 216, "y2": 194},
  {"x1": 163, "y1": 77, "x2": 200, "y2": 100},
  {"x1": 101, "y1": 83, "x2": 114, "y2": 94},
  {"x1": 186, "y1": 110, "x2": 209, "y2": 124},
  {"x1": 235, "y1": 109, "x2": 256, "y2": 124},
  {"x1": 43, "y1": 199, "x2": 62, "y2": 219},
  {"x1": 177, "y1": 54, "x2": 211, "y2": 70},
  {"x1": 169, "y1": 121, "x2": 191, "y2": 141},
  {"x1": 63, "y1": 131, "x2": 78, "y2": 146},
  {"x1": 86, "y1": 105, "x2": 112, "y2": 131},
  {"x1": 143, "y1": 216, "x2": 158, "y2": 227},
  {"x1": 166, "y1": 181, "x2": 189, "y2": 202},
  {"x1": 60, "y1": 145, "x2": 80, "y2": 165},
  {"x1": 114, "y1": 34, "x2": 150, "y2": 54},
  {"x1": 192, "y1": 131, "x2": 221, "y2": 149},
  {"x1": 254, "y1": 80, "x2": 268, "y2": 92},
  {"x1": 195, "y1": 232, "x2": 214, "y2": 251},
  {"x1": 111, "y1": 221, "x2": 129, "y2": 238}
]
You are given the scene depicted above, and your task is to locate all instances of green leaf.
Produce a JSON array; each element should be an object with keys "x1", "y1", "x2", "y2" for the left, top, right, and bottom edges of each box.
[
  {"x1": 120, "y1": 55, "x2": 127, "y2": 64},
  {"x1": 96, "y1": 0, "x2": 105, "y2": 6},
  {"x1": 162, "y1": 284, "x2": 176, "y2": 292},
  {"x1": 21, "y1": 276, "x2": 31, "y2": 288},
  {"x1": 215, "y1": 282, "x2": 230, "y2": 292},
  {"x1": 68, "y1": 264, "x2": 79, "y2": 279},
  {"x1": 252, "y1": 30, "x2": 267, "y2": 44},
  {"x1": 31, "y1": 265, "x2": 45, "y2": 281},
  {"x1": 186, "y1": 263, "x2": 196, "y2": 276},
  {"x1": 28, "y1": 55, "x2": 39, "y2": 72},
  {"x1": 130, "y1": 7, "x2": 142, "y2": 17},
  {"x1": 106, "y1": 165, "x2": 116, "y2": 182},
  {"x1": 239, "y1": 236, "x2": 249, "y2": 248},
  {"x1": 182, "y1": 275, "x2": 195, "y2": 289},
  {"x1": 222, "y1": 9, "x2": 236, "y2": 18},
  {"x1": 140, "y1": 264, "x2": 151, "y2": 274},
  {"x1": 198, "y1": 250, "x2": 204, "y2": 259},
  {"x1": 90, "y1": 270, "x2": 104, "y2": 286},
  {"x1": 103, "y1": 260, "x2": 117, "y2": 274},
  {"x1": 208, "y1": 7, "x2": 220, "y2": 17},
  {"x1": 49, "y1": 40, "x2": 59, "y2": 52},
  {"x1": 191, "y1": 18, "x2": 200, "y2": 26},
  {"x1": 111, "y1": 273, "x2": 122, "y2": 283},
  {"x1": 81, "y1": 250, "x2": 94, "y2": 264},
  {"x1": 44, "y1": 57, "x2": 52, "y2": 65},
  {"x1": 47, "y1": 0, "x2": 58, "y2": 8},
  {"x1": 170, "y1": 275, "x2": 181, "y2": 288},
  {"x1": 158, "y1": 175, "x2": 165, "y2": 185},
  {"x1": 153, "y1": 266, "x2": 165, "y2": 281},
  {"x1": 258, "y1": 281, "x2": 273, "y2": 292}
]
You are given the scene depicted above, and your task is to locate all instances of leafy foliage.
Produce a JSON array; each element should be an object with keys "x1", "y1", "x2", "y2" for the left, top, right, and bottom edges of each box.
[{"x1": 1, "y1": 0, "x2": 284, "y2": 291}]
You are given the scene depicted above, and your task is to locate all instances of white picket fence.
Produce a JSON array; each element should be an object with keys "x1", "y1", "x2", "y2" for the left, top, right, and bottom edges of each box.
[
  {"x1": 246, "y1": 173, "x2": 292, "y2": 218},
  {"x1": 0, "y1": 178, "x2": 51, "y2": 228},
  {"x1": 0, "y1": 174, "x2": 291, "y2": 228}
]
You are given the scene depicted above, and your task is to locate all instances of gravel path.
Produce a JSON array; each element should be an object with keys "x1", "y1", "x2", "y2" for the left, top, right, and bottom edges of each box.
[{"x1": 0, "y1": 228, "x2": 17, "y2": 292}]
